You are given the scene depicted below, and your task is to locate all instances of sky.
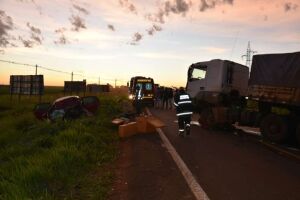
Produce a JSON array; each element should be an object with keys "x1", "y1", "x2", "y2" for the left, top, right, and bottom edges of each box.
[{"x1": 0, "y1": 0, "x2": 299, "y2": 87}]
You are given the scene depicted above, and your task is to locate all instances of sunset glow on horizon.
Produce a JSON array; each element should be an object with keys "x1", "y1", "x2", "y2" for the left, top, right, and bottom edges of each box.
[{"x1": 0, "y1": 0, "x2": 299, "y2": 87}]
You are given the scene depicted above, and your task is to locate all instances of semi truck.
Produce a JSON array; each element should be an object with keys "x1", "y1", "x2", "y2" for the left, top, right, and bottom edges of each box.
[{"x1": 186, "y1": 52, "x2": 300, "y2": 145}]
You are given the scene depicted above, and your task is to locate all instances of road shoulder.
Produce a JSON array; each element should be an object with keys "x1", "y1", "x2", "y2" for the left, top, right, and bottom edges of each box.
[{"x1": 108, "y1": 133, "x2": 195, "y2": 200}]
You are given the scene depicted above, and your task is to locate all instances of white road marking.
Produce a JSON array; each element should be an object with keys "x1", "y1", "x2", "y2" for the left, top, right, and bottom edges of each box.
[
  {"x1": 146, "y1": 108, "x2": 210, "y2": 200},
  {"x1": 191, "y1": 121, "x2": 201, "y2": 126},
  {"x1": 286, "y1": 147, "x2": 300, "y2": 152},
  {"x1": 174, "y1": 120, "x2": 201, "y2": 127}
]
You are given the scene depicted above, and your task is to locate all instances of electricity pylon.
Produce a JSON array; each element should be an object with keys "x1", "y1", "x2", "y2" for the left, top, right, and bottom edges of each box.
[{"x1": 242, "y1": 41, "x2": 257, "y2": 67}]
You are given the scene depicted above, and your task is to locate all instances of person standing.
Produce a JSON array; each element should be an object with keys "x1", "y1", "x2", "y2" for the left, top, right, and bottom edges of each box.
[
  {"x1": 174, "y1": 87, "x2": 193, "y2": 136},
  {"x1": 167, "y1": 88, "x2": 173, "y2": 109},
  {"x1": 154, "y1": 86, "x2": 161, "y2": 109},
  {"x1": 135, "y1": 85, "x2": 143, "y2": 115},
  {"x1": 163, "y1": 87, "x2": 169, "y2": 109}
]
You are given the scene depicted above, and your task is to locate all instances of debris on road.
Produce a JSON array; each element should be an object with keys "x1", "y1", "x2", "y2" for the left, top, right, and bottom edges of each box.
[{"x1": 112, "y1": 113, "x2": 165, "y2": 138}]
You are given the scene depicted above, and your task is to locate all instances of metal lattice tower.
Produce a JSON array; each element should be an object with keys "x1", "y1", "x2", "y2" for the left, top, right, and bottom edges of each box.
[{"x1": 242, "y1": 41, "x2": 257, "y2": 67}]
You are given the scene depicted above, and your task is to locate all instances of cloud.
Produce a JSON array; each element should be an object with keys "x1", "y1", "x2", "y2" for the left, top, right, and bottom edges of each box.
[
  {"x1": 146, "y1": 24, "x2": 162, "y2": 36},
  {"x1": 145, "y1": 9, "x2": 166, "y2": 24},
  {"x1": 54, "y1": 28, "x2": 69, "y2": 45},
  {"x1": 284, "y1": 2, "x2": 298, "y2": 12},
  {"x1": 0, "y1": 10, "x2": 14, "y2": 47},
  {"x1": 145, "y1": 0, "x2": 191, "y2": 24},
  {"x1": 15, "y1": 0, "x2": 35, "y2": 2},
  {"x1": 26, "y1": 22, "x2": 42, "y2": 44},
  {"x1": 11, "y1": 22, "x2": 42, "y2": 48},
  {"x1": 18, "y1": 36, "x2": 34, "y2": 48},
  {"x1": 164, "y1": 0, "x2": 191, "y2": 16},
  {"x1": 73, "y1": 4, "x2": 89, "y2": 15},
  {"x1": 198, "y1": 46, "x2": 228, "y2": 54},
  {"x1": 130, "y1": 32, "x2": 143, "y2": 45},
  {"x1": 27, "y1": 22, "x2": 41, "y2": 34},
  {"x1": 16, "y1": 0, "x2": 43, "y2": 15},
  {"x1": 55, "y1": 35, "x2": 69, "y2": 45},
  {"x1": 199, "y1": 0, "x2": 234, "y2": 12},
  {"x1": 107, "y1": 24, "x2": 115, "y2": 31},
  {"x1": 119, "y1": 0, "x2": 138, "y2": 14},
  {"x1": 69, "y1": 14, "x2": 86, "y2": 31}
]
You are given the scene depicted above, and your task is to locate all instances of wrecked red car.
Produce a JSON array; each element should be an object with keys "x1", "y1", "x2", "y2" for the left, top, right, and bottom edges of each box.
[{"x1": 34, "y1": 96, "x2": 100, "y2": 121}]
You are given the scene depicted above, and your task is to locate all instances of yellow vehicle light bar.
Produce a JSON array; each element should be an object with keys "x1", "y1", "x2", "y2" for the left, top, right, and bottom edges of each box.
[{"x1": 137, "y1": 79, "x2": 152, "y2": 82}]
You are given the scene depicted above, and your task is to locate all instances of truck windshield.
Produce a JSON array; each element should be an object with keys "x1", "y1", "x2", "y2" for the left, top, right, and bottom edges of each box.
[
  {"x1": 191, "y1": 67, "x2": 206, "y2": 80},
  {"x1": 145, "y1": 83, "x2": 152, "y2": 90}
]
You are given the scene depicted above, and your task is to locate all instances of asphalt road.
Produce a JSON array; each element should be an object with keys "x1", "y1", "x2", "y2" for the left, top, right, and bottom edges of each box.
[{"x1": 150, "y1": 108, "x2": 300, "y2": 200}]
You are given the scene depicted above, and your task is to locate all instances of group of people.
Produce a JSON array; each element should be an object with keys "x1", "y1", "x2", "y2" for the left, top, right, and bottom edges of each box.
[{"x1": 154, "y1": 87, "x2": 174, "y2": 109}]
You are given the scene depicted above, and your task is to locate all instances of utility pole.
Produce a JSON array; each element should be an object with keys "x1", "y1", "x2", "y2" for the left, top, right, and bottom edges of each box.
[
  {"x1": 115, "y1": 79, "x2": 117, "y2": 88},
  {"x1": 35, "y1": 65, "x2": 38, "y2": 75},
  {"x1": 242, "y1": 41, "x2": 257, "y2": 67},
  {"x1": 71, "y1": 72, "x2": 73, "y2": 82},
  {"x1": 98, "y1": 76, "x2": 100, "y2": 85}
]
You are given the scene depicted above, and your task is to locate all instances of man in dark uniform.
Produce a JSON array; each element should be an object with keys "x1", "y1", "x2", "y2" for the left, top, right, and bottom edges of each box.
[{"x1": 174, "y1": 87, "x2": 193, "y2": 136}]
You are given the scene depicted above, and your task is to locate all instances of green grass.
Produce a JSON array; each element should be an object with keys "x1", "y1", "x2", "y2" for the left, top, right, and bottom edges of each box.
[{"x1": 0, "y1": 92, "x2": 128, "y2": 199}]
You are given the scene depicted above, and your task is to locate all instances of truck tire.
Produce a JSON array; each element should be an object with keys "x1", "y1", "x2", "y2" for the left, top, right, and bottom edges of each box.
[
  {"x1": 260, "y1": 114, "x2": 288, "y2": 143},
  {"x1": 296, "y1": 124, "x2": 300, "y2": 146},
  {"x1": 199, "y1": 107, "x2": 215, "y2": 129},
  {"x1": 240, "y1": 110, "x2": 251, "y2": 126}
]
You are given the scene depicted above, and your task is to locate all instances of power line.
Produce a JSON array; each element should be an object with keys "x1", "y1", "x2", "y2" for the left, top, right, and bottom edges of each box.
[
  {"x1": 0, "y1": 59, "x2": 36, "y2": 68},
  {"x1": 39, "y1": 65, "x2": 71, "y2": 75},
  {"x1": 0, "y1": 59, "x2": 125, "y2": 85}
]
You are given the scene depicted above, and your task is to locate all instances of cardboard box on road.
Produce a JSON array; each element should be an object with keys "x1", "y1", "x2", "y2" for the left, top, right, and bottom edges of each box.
[
  {"x1": 118, "y1": 115, "x2": 165, "y2": 138},
  {"x1": 119, "y1": 122, "x2": 137, "y2": 138},
  {"x1": 136, "y1": 115, "x2": 165, "y2": 134},
  {"x1": 136, "y1": 116, "x2": 156, "y2": 133}
]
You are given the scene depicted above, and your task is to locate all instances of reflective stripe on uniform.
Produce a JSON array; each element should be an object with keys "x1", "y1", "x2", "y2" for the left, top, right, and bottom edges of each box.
[
  {"x1": 178, "y1": 101, "x2": 192, "y2": 104},
  {"x1": 176, "y1": 112, "x2": 193, "y2": 116},
  {"x1": 179, "y1": 129, "x2": 184, "y2": 132},
  {"x1": 179, "y1": 95, "x2": 190, "y2": 100},
  {"x1": 174, "y1": 102, "x2": 179, "y2": 106},
  {"x1": 138, "y1": 89, "x2": 142, "y2": 99},
  {"x1": 186, "y1": 124, "x2": 190, "y2": 127}
]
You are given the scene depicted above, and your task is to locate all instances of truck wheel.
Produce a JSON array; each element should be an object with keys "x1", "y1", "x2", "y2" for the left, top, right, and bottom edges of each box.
[
  {"x1": 296, "y1": 124, "x2": 300, "y2": 146},
  {"x1": 240, "y1": 110, "x2": 250, "y2": 126},
  {"x1": 199, "y1": 108, "x2": 215, "y2": 129},
  {"x1": 260, "y1": 114, "x2": 288, "y2": 143}
]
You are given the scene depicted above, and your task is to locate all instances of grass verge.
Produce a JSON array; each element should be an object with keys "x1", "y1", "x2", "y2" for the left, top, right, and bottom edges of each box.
[{"x1": 0, "y1": 93, "x2": 126, "y2": 199}]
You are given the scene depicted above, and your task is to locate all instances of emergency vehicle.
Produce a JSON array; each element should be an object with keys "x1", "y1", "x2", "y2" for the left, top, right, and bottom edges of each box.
[{"x1": 128, "y1": 76, "x2": 154, "y2": 106}]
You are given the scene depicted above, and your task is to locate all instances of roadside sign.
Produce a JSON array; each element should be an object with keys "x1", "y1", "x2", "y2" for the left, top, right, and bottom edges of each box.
[
  {"x1": 10, "y1": 75, "x2": 44, "y2": 95},
  {"x1": 64, "y1": 80, "x2": 86, "y2": 94}
]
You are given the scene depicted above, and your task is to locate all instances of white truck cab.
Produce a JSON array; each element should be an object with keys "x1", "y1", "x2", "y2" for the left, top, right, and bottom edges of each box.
[{"x1": 186, "y1": 59, "x2": 249, "y2": 102}]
